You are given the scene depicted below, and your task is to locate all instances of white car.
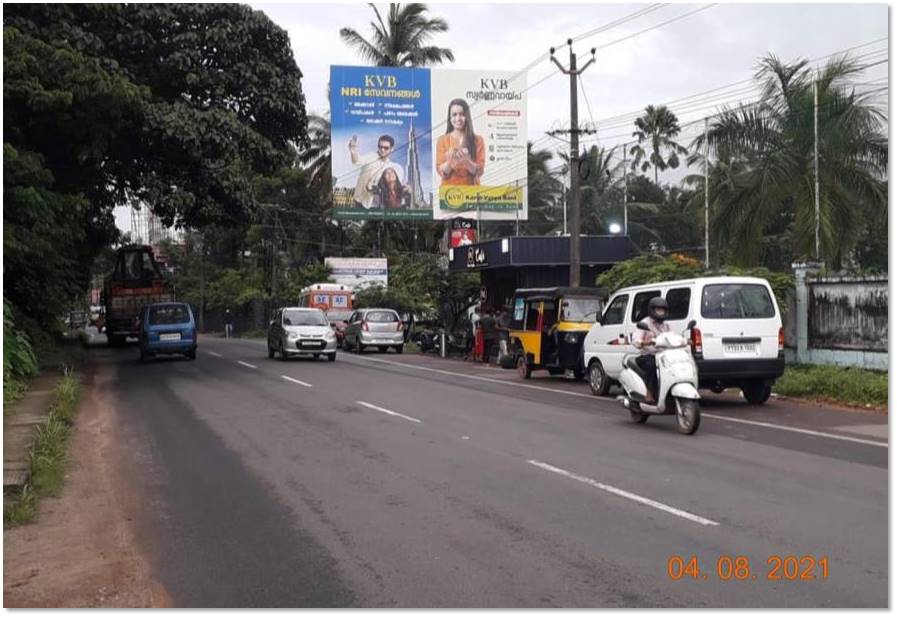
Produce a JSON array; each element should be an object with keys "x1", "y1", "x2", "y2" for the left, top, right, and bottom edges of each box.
[
  {"x1": 583, "y1": 276, "x2": 784, "y2": 404},
  {"x1": 267, "y1": 307, "x2": 338, "y2": 361}
]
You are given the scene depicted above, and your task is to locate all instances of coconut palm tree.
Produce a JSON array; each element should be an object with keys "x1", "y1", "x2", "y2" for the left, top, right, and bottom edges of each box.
[
  {"x1": 690, "y1": 54, "x2": 887, "y2": 268},
  {"x1": 296, "y1": 113, "x2": 331, "y2": 186},
  {"x1": 629, "y1": 105, "x2": 689, "y2": 184},
  {"x1": 339, "y1": 3, "x2": 454, "y2": 67},
  {"x1": 523, "y1": 142, "x2": 563, "y2": 235}
]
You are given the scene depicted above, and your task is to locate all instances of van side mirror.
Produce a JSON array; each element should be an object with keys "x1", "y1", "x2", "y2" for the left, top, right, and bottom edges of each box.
[
  {"x1": 687, "y1": 320, "x2": 697, "y2": 330},
  {"x1": 636, "y1": 321, "x2": 651, "y2": 331}
]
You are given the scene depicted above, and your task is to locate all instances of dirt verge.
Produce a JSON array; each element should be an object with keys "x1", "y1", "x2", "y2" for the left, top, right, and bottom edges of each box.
[{"x1": 3, "y1": 358, "x2": 170, "y2": 607}]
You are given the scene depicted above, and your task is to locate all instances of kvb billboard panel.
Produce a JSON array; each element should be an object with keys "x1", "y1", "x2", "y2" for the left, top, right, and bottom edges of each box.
[
  {"x1": 430, "y1": 69, "x2": 527, "y2": 221},
  {"x1": 329, "y1": 66, "x2": 527, "y2": 222},
  {"x1": 330, "y1": 66, "x2": 434, "y2": 220}
]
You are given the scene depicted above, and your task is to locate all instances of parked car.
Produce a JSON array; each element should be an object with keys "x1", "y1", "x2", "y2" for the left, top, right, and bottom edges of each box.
[
  {"x1": 583, "y1": 276, "x2": 785, "y2": 404},
  {"x1": 138, "y1": 302, "x2": 197, "y2": 361},
  {"x1": 342, "y1": 308, "x2": 405, "y2": 354},
  {"x1": 326, "y1": 309, "x2": 353, "y2": 348},
  {"x1": 268, "y1": 307, "x2": 337, "y2": 361}
]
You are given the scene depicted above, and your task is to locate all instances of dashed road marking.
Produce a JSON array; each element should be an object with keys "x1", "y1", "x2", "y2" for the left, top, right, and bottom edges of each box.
[
  {"x1": 281, "y1": 375, "x2": 312, "y2": 388},
  {"x1": 207, "y1": 351, "x2": 223, "y2": 358},
  {"x1": 528, "y1": 459, "x2": 719, "y2": 527},
  {"x1": 237, "y1": 361, "x2": 257, "y2": 369},
  {"x1": 356, "y1": 401, "x2": 421, "y2": 424}
]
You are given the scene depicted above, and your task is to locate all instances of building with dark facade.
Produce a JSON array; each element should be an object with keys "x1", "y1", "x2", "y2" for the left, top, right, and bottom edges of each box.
[{"x1": 448, "y1": 235, "x2": 631, "y2": 310}]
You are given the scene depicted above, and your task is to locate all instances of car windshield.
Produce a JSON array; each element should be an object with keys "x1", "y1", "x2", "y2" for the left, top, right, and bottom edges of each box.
[
  {"x1": 328, "y1": 311, "x2": 353, "y2": 322},
  {"x1": 365, "y1": 311, "x2": 399, "y2": 323},
  {"x1": 283, "y1": 310, "x2": 328, "y2": 326},
  {"x1": 562, "y1": 298, "x2": 603, "y2": 322},
  {"x1": 149, "y1": 305, "x2": 190, "y2": 325},
  {"x1": 701, "y1": 284, "x2": 775, "y2": 319}
]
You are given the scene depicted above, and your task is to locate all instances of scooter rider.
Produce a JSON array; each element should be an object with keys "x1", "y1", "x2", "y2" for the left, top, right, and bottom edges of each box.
[{"x1": 633, "y1": 297, "x2": 671, "y2": 404}]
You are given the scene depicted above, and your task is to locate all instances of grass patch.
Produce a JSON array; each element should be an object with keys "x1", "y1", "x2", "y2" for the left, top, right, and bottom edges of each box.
[
  {"x1": 239, "y1": 328, "x2": 267, "y2": 339},
  {"x1": 776, "y1": 364, "x2": 888, "y2": 408},
  {"x1": 4, "y1": 368, "x2": 81, "y2": 527}
]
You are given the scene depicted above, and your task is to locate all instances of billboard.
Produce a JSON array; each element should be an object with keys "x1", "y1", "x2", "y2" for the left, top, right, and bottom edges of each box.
[
  {"x1": 324, "y1": 257, "x2": 388, "y2": 290},
  {"x1": 330, "y1": 65, "x2": 527, "y2": 222}
]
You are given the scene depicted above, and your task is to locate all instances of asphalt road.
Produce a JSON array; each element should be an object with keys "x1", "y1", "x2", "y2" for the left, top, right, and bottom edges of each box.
[{"x1": 91, "y1": 332, "x2": 887, "y2": 608}]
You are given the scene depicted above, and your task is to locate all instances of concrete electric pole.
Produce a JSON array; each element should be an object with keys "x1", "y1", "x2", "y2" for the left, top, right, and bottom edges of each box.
[{"x1": 550, "y1": 40, "x2": 596, "y2": 287}]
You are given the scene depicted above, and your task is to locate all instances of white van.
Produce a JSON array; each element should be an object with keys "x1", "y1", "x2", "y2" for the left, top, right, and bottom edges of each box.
[{"x1": 583, "y1": 276, "x2": 785, "y2": 404}]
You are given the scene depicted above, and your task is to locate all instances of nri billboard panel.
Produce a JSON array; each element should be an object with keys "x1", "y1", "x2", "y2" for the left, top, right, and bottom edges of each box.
[{"x1": 330, "y1": 65, "x2": 527, "y2": 222}]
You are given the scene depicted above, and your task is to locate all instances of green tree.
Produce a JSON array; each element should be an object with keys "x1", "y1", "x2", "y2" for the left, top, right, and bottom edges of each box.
[
  {"x1": 4, "y1": 4, "x2": 309, "y2": 333},
  {"x1": 691, "y1": 54, "x2": 887, "y2": 268},
  {"x1": 629, "y1": 104, "x2": 689, "y2": 184},
  {"x1": 339, "y1": 3, "x2": 454, "y2": 68}
]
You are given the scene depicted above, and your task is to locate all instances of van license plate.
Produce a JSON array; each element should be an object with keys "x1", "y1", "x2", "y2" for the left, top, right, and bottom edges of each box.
[
  {"x1": 160, "y1": 333, "x2": 181, "y2": 341},
  {"x1": 724, "y1": 343, "x2": 757, "y2": 354}
]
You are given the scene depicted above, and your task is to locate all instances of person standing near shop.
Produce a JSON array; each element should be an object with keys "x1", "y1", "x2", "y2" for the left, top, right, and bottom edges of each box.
[{"x1": 479, "y1": 307, "x2": 498, "y2": 364}]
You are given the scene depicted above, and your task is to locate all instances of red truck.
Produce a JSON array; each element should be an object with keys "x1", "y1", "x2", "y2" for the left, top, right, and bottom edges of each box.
[{"x1": 102, "y1": 245, "x2": 173, "y2": 346}]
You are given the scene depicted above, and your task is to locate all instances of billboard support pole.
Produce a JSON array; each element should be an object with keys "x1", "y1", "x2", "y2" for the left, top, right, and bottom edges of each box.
[{"x1": 550, "y1": 41, "x2": 596, "y2": 287}]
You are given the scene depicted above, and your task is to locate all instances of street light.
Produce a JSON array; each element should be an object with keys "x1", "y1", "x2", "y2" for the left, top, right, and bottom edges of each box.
[{"x1": 608, "y1": 223, "x2": 622, "y2": 234}]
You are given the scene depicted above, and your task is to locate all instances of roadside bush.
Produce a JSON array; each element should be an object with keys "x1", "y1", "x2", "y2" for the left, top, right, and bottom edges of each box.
[
  {"x1": 777, "y1": 364, "x2": 888, "y2": 408},
  {"x1": 3, "y1": 299, "x2": 39, "y2": 406},
  {"x1": 595, "y1": 255, "x2": 794, "y2": 308}
]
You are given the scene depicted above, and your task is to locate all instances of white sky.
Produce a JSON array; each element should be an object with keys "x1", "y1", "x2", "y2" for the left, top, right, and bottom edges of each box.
[{"x1": 117, "y1": 2, "x2": 889, "y2": 232}]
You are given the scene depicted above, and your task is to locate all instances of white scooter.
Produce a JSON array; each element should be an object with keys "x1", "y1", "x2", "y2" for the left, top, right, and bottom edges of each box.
[{"x1": 618, "y1": 320, "x2": 701, "y2": 435}]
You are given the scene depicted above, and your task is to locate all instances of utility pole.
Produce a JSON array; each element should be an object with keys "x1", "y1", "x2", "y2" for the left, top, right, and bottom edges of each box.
[
  {"x1": 813, "y1": 80, "x2": 821, "y2": 262},
  {"x1": 704, "y1": 117, "x2": 710, "y2": 268},
  {"x1": 622, "y1": 142, "x2": 628, "y2": 236},
  {"x1": 550, "y1": 40, "x2": 596, "y2": 287}
]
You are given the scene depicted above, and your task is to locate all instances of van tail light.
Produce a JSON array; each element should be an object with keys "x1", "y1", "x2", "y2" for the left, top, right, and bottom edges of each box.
[
  {"x1": 690, "y1": 327, "x2": 703, "y2": 354},
  {"x1": 396, "y1": 321, "x2": 403, "y2": 332},
  {"x1": 778, "y1": 327, "x2": 785, "y2": 351},
  {"x1": 362, "y1": 321, "x2": 369, "y2": 332}
]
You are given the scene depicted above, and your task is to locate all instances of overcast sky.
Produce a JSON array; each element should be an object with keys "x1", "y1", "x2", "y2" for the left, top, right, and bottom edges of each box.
[
  {"x1": 254, "y1": 1, "x2": 888, "y2": 179},
  {"x1": 117, "y1": 2, "x2": 889, "y2": 232}
]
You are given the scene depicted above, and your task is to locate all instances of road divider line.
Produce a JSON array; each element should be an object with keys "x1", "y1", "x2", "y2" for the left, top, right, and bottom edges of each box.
[
  {"x1": 702, "y1": 413, "x2": 888, "y2": 448},
  {"x1": 237, "y1": 361, "x2": 257, "y2": 369},
  {"x1": 528, "y1": 460, "x2": 720, "y2": 527},
  {"x1": 281, "y1": 375, "x2": 312, "y2": 388},
  {"x1": 356, "y1": 401, "x2": 421, "y2": 424},
  {"x1": 207, "y1": 351, "x2": 223, "y2": 358}
]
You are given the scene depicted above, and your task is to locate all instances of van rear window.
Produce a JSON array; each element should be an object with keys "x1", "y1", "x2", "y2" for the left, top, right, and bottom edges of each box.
[{"x1": 701, "y1": 284, "x2": 775, "y2": 319}]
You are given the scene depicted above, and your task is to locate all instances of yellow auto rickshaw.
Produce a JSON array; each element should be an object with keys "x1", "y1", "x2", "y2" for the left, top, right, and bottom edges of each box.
[{"x1": 508, "y1": 286, "x2": 607, "y2": 380}]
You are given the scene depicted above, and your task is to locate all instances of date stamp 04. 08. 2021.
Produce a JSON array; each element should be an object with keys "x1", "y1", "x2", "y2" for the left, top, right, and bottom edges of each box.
[{"x1": 667, "y1": 555, "x2": 829, "y2": 582}]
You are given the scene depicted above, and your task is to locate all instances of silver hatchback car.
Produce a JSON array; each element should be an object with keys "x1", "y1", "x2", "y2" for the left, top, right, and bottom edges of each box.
[
  {"x1": 343, "y1": 308, "x2": 405, "y2": 354},
  {"x1": 267, "y1": 307, "x2": 337, "y2": 361}
]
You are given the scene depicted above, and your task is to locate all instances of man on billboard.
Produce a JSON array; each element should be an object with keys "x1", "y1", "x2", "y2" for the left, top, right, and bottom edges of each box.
[{"x1": 348, "y1": 134, "x2": 404, "y2": 209}]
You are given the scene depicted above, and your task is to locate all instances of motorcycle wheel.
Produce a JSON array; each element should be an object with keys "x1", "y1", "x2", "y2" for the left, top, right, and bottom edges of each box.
[
  {"x1": 675, "y1": 398, "x2": 701, "y2": 435},
  {"x1": 516, "y1": 356, "x2": 532, "y2": 380}
]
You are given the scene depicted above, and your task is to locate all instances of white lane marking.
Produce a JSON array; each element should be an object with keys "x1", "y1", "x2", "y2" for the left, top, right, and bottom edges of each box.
[
  {"x1": 237, "y1": 361, "x2": 257, "y2": 369},
  {"x1": 207, "y1": 351, "x2": 223, "y2": 358},
  {"x1": 281, "y1": 375, "x2": 312, "y2": 388},
  {"x1": 345, "y1": 354, "x2": 595, "y2": 399},
  {"x1": 528, "y1": 460, "x2": 719, "y2": 527},
  {"x1": 344, "y1": 355, "x2": 888, "y2": 449},
  {"x1": 356, "y1": 401, "x2": 421, "y2": 424},
  {"x1": 703, "y1": 414, "x2": 888, "y2": 448},
  {"x1": 461, "y1": 436, "x2": 471, "y2": 440}
]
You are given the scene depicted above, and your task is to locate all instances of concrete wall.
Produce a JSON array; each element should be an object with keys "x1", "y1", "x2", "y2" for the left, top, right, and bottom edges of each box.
[{"x1": 790, "y1": 265, "x2": 888, "y2": 371}]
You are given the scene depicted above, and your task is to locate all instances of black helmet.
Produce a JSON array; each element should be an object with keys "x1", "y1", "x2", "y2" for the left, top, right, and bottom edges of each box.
[{"x1": 648, "y1": 297, "x2": 669, "y2": 322}]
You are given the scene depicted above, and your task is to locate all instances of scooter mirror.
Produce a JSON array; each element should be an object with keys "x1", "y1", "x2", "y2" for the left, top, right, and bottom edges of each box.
[{"x1": 636, "y1": 321, "x2": 651, "y2": 331}]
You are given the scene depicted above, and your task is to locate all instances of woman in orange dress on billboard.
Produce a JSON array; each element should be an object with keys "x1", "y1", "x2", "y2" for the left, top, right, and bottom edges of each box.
[{"x1": 436, "y1": 98, "x2": 485, "y2": 186}]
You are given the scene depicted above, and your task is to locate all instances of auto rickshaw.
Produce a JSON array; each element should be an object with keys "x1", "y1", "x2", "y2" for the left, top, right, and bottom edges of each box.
[{"x1": 508, "y1": 286, "x2": 608, "y2": 380}]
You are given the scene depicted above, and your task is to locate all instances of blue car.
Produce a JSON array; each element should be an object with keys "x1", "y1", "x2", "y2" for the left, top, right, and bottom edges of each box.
[{"x1": 138, "y1": 302, "x2": 197, "y2": 361}]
